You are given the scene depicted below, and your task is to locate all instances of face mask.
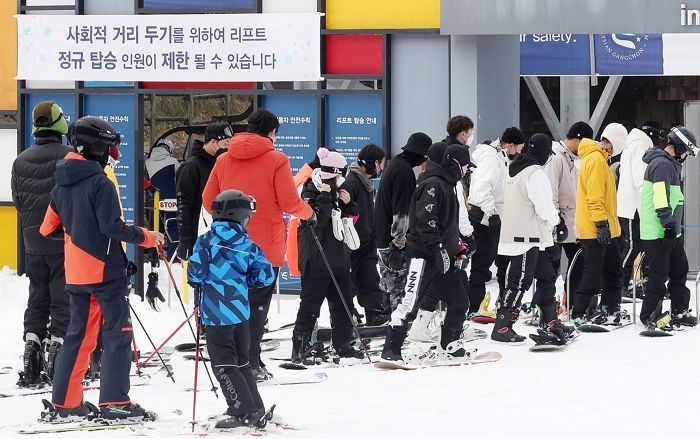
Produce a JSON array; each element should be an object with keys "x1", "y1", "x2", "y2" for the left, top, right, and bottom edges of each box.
[
  {"x1": 675, "y1": 155, "x2": 687, "y2": 164},
  {"x1": 215, "y1": 147, "x2": 228, "y2": 157},
  {"x1": 466, "y1": 135, "x2": 474, "y2": 146},
  {"x1": 336, "y1": 176, "x2": 345, "y2": 187}
]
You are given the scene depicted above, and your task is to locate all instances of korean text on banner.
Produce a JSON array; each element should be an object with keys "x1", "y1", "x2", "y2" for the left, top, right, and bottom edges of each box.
[{"x1": 16, "y1": 13, "x2": 321, "y2": 82}]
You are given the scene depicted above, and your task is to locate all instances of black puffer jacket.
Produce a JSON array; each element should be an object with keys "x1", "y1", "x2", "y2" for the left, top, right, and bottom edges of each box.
[
  {"x1": 374, "y1": 153, "x2": 420, "y2": 249},
  {"x1": 176, "y1": 140, "x2": 216, "y2": 258},
  {"x1": 341, "y1": 165, "x2": 375, "y2": 245},
  {"x1": 11, "y1": 132, "x2": 72, "y2": 254},
  {"x1": 406, "y1": 160, "x2": 461, "y2": 259},
  {"x1": 298, "y1": 181, "x2": 358, "y2": 276}
]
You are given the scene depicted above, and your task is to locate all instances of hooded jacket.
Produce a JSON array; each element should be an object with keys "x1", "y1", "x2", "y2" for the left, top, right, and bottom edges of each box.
[
  {"x1": 40, "y1": 152, "x2": 156, "y2": 285},
  {"x1": 640, "y1": 148, "x2": 684, "y2": 240},
  {"x1": 617, "y1": 128, "x2": 651, "y2": 219},
  {"x1": 406, "y1": 160, "x2": 461, "y2": 259},
  {"x1": 146, "y1": 145, "x2": 180, "y2": 200},
  {"x1": 11, "y1": 133, "x2": 73, "y2": 254},
  {"x1": 176, "y1": 139, "x2": 216, "y2": 258},
  {"x1": 187, "y1": 220, "x2": 275, "y2": 326},
  {"x1": 574, "y1": 139, "x2": 621, "y2": 240},
  {"x1": 202, "y1": 132, "x2": 313, "y2": 267},
  {"x1": 375, "y1": 152, "x2": 421, "y2": 249},
  {"x1": 297, "y1": 181, "x2": 358, "y2": 276},
  {"x1": 467, "y1": 141, "x2": 507, "y2": 223},
  {"x1": 544, "y1": 141, "x2": 579, "y2": 243},
  {"x1": 341, "y1": 163, "x2": 376, "y2": 246}
]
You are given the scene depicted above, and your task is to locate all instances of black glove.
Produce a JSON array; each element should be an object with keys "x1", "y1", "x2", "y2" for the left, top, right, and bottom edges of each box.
[
  {"x1": 663, "y1": 223, "x2": 677, "y2": 247},
  {"x1": 146, "y1": 272, "x2": 165, "y2": 311},
  {"x1": 306, "y1": 212, "x2": 318, "y2": 227},
  {"x1": 176, "y1": 242, "x2": 191, "y2": 261},
  {"x1": 555, "y1": 215, "x2": 568, "y2": 243},
  {"x1": 464, "y1": 234, "x2": 477, "y2": 258},
  {"x1": 148, "y1": 247, "x2": 160, "y2": 268},
  {"x1": 432, "y1": 245, "x2": 451, "y2": 275},
  {"x1": 387, "y1": 244, "x2": 405, "y2": 271},
  {"x1": 489, "y1": 214, "x2": 501, "y2": 230},
  {"x1": 594, "y1": 220, "x2": 611, "y2": 245}
]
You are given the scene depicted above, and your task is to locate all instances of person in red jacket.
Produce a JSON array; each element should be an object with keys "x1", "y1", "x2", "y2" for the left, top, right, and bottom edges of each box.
[{"x1": 202, "y1": 109, "x2": 314, "y2": 381}]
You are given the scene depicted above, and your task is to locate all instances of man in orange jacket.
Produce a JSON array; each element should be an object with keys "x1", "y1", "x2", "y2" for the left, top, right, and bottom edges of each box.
[{"x1": 202, "y1": 109, "x2": 313, "y2": 381}]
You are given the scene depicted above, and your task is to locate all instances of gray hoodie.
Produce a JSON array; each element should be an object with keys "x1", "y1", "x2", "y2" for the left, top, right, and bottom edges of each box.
[{"x1": 544, "y1": 140, "x2": 579, "y2": 243}]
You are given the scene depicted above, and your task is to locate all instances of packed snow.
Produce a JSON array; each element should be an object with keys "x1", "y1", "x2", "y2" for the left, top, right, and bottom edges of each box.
[{"x1": 1, "y1": 264, "x2": 699, "y2": 438}]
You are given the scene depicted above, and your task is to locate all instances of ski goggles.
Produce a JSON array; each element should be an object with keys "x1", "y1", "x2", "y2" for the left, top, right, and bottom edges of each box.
[{"x1": 671, "y1": 127, "x2": 699, "y2": 156}]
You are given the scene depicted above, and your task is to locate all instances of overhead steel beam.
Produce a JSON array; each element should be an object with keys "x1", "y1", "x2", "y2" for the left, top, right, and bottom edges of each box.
[
  {"x1": 524, "y1": 76, "x2": 565, "y2": 140},
  {"x1": 589, "y1": 76, "x2": 623, "y2": 137}
]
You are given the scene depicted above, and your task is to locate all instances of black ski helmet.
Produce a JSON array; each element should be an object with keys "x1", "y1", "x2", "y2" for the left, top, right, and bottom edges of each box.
[
  {"x1": 211, "y1": 189, "x2": 256, "y2": 227},
  {"x1": 70, "y1": 116, "x2": 121, "y2": 168},
  {"x1": 667, "y1": 126, "x2": 699, "y2": 159}
]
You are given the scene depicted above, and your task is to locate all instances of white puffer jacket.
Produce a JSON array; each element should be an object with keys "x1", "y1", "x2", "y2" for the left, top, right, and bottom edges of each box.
[
  {"x1": 467, "y1": 141, "x2": 507, "y2": 221},
  {"x1": 617, "y1": 128, "x2": 651, "y2": 219}
]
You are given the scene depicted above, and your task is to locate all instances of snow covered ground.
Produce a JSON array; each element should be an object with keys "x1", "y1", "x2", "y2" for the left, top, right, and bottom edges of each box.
[{"x1": 1, "y1": 264, "x2": 699, "y2": 438}]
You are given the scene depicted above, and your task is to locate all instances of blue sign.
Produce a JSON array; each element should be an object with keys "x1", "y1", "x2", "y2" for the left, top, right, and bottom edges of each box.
[
  {"x1": 594, "y1": 34, "x2": 663, "y2": 75},
  {"x1": 262, "y1": 94, "x2": 318, "y2": 174},
  {"x1": 326, "y1": 94, "x2": 383, "y2": 164},
  {"x1": 262, "y1": 94, "x2": 318, "y2": 292},
  {"x1": 143, "y1": 0, "x2": 255, "y2": 9},
  {"x1": 83, "y1": 94, "x2": 137, "y2": 263},
  {"x1": 520, "y1": 34, "x2": 591, "y2": 76},
  {"x1": 24, "y1": 94, "x2": 76, "y2": 151}
]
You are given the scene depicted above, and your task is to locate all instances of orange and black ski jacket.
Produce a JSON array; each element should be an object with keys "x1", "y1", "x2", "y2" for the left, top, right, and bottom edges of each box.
[{"x1": 41, "y1": 152, "x2": 156, "y2": 285}]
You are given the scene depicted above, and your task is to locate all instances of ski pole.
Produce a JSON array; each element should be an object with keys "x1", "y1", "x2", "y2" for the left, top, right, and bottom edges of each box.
[
  {"x1": 129, "y1": 302, "x2": 176, "y2": 382},
  {"x1": 308, "y1": 226, "x2": 371, "y2": 363},
  {"x1": 191, "y1": 286, "x2": 203, "y2": 433},
  {"x1": 158, "y1": 245, "x2": 219, "y2": 397},
  {"x1": 565, "y1": 248, "x2": 583, "y2": 322}
]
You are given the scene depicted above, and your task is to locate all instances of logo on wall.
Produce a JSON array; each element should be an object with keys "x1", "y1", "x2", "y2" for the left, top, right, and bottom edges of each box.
[
  {"x1": 594, "y1": 33, "x2": 663, "y2": 75},
  {"x1": 599, "y1": 34, "x2": 650, "y2": 61}
]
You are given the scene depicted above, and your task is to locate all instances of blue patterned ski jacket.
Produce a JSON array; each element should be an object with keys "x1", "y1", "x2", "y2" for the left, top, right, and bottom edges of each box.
[{"x1": 188, "y1": 220, "x2": 275, "y2": 326}]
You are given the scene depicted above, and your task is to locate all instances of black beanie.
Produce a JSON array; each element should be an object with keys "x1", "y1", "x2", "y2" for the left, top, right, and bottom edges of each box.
[
  {"x1": 501, "y1": 127, "x2": 526, "y2": 145},
  {"x1": 566, "y1": 121, "x2": 593, "y2": 140},
  {"x1": 427, "y1": 142, "x2": 448, "y2": 163},
  {"x1": 524, "y1": 133, "x2": 553, "y2": 166},
  {"x1": 402, "y1": 132, "x2": 432, "y2": 157}
]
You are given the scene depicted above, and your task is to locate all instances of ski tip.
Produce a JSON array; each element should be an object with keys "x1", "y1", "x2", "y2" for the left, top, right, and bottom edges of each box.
[{"x1": 639, "y1": 329, "x2": 674, "y2": 337}]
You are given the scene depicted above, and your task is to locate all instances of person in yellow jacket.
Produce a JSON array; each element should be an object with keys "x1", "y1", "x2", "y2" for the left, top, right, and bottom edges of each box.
[{"x1": 572, "y1": 138, "x2": 624, "y2": 325}]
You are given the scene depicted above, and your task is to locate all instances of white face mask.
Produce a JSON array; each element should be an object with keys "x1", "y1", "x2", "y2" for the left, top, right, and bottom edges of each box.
[
  {"x1": 466, "y1": 135, "x2": 474, "y2": 146},
  {"x1": 336, "y1": 176, "x2": 346, "y2": 187}
]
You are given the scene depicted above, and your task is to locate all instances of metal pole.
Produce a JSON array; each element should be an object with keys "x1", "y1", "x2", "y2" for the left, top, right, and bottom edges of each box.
[
  {"x1": 695, "y1": 269, "x2": 700, "y2": 325},
  {"x1": 565, "y1": 249, "x2": 583, "y2": 322}
]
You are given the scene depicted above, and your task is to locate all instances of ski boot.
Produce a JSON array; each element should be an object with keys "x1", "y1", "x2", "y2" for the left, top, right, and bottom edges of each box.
[
  {"x1": 40, "y1": 399, "x2": 99, "y2": 423},
  {"x1": 100, "y1": 401, "x2": 156, "y2": 421},
  {"x1": 381, "y1": 324, "x2": 407, "y2": 361},
  {"x1": 491, "y1": 308, "x2": 526, "y2": 344},
  {"x1": 44, "y1": 336, "x2": 63, "y2": 380},
  {"x1": 17, "y1": 333, "x2": 47, "y2": 388},
  {"x1": 671, "y1": 310, "x2": 697, "y2": 327},
  {"x1": 216, "y1": 406, "x2": 271, "y2": 430},
  {"x1": 407, "y1": 309, "x2": 437, "y2": 343},
  {"x1": 252, "y1": 364, "x2": 273, "y2": 382},
  {"x1": 291, "y1": 330, "x2": 330, "y2": 365},
  {"x1": 438, "y1": 324, "x2": 477, "y2": 360},
  {"x1": 333, "y1": 343, "x2": 366, "y2": 365}
]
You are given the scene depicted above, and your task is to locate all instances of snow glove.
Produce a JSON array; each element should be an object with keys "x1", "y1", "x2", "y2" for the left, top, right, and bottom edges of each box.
[
  {"x1": 663, "y1": 223, "x2": 678, "y2": 247},
  {"x1": 146, "y1": 272, "x2": 165, "y2": 311},
  {"x1": 341, "y1": 217, "x2": 360, "y2": 250},
  {"x1": 432, "y1": 245, "x2": 451, "y2": 275},
  {"x1": 554, "y1": 214, "x2": 568, "y2": 243},
  {"x1": 594, "y1": 220, "x2": 611, "y2": 245}
]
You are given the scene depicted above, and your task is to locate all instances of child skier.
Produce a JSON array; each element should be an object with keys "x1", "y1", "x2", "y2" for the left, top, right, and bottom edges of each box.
[
  {"x1": 292, "y1": 147, "x2": 364, "y2": 364},
  {"x1": 187, "y1": 189, "x2": 276, "y2": 429},
  {"x1": 39, "y1": 116, "x2": 164, "y2": 422}
]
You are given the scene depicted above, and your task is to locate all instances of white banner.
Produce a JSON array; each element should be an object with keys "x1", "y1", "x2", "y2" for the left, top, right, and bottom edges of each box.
[{"x1": 16, "y1": 13, "x2": 321, "y2": 82}]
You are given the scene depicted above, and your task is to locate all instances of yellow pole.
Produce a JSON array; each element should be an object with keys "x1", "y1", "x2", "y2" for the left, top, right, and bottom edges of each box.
[
  {"x1": 181, "y1": 260, "x2": 190, "y2": 304},
  {"x1": 153, "y1": 190, "x2": 160, "y2": 232}
]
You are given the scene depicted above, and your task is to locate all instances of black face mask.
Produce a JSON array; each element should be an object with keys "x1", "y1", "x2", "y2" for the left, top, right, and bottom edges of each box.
[{"x1": 215, "y1": 148, "x2": 228, "y2": 157}]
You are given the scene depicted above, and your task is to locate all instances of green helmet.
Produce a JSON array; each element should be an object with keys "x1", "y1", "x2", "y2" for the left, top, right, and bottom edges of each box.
[{"x1": 32, "y1": 101, "x2": 68, "y2": 136}]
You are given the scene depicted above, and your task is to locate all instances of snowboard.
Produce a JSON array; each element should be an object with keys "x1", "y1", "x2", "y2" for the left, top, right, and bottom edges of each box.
[
  {"x1": 577, "y1": 321, "x2": 633, "y2": 333},
  {"x1": 176, "y1": 339, "x2": 280, "y2": 353},
  {"x1": 471, "y1": 316, "x2": 496, "y2": 324},
  {"x1": 374, "y1": 351, "x2": 502, "y2": 370},
  {"x1": 529, "y1": 331, "x2": 579, "y2": 352},
  {"x1": 639, "y1": 329, "x2": 674, "y2": 337},
  {"x1": 314, "y1": 325, "x2": 388, "y2": 342},
  {"x1": 19, "y1": 420, "x2": 140, "y2": 435},
  {"x1": 0, "y1": 366, "x2": 12, "y2": 374}
]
